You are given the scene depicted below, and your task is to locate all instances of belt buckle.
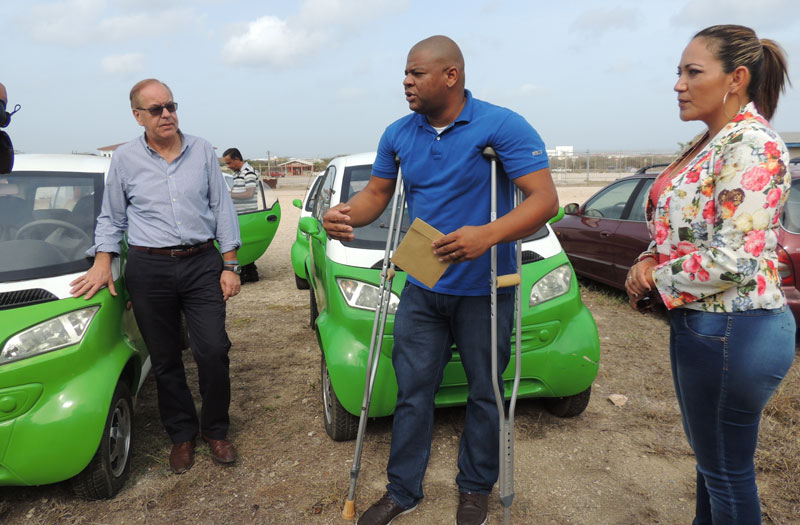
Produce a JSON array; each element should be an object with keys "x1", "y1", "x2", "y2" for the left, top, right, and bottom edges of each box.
[{"x1": 170, "y1": 248, "x2": 180, "y2": 258}]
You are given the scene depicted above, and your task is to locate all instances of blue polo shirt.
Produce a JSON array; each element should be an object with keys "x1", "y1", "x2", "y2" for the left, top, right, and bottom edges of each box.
[{"x1": 372, "y1": 90, "x2": 549, "y2": 295}]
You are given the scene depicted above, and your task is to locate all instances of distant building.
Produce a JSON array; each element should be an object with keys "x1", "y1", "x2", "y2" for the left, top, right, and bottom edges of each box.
[
  {"x1": 782, "y1": 132, "x2": 800, "y2": 159},
  {"x1": 97, "y1": 142, "x2": 127, "y2": 158},
  {"x1": 546, "y1": 146, "x2": 574, "y2": 158},
  {"x1": 278, "y1": 158, "x2": 314, "y2": 176}
]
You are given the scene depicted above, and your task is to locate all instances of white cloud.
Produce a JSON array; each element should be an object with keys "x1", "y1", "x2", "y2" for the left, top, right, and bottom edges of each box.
[
  {"x1": 96, "y1": 8, "x2": 197, "y2": 41},
  {"x1": 671, "y1": 0, "x2": 800, "y2": 31},
  {"x1": 519, "y1": 83, "x2": 543, "y2": 95},
  {"x1": 26, "y1": 0, "x2": 199, "y2": 46},
  {"x1": 101, "y1": 52, "x2": 145, "y2": 74},
  {"x1": 221, "y1": 0, "x2": 403, "y2": 68},
  {"x1": 28, "y1": 0, "x2": 105, "y2": 46},
  {"x1": 571, "y1": 7, "x2": 641, "y2": 38},
  {"x1": 222, "y1": 16, "x2": 326, "y2": 67}
]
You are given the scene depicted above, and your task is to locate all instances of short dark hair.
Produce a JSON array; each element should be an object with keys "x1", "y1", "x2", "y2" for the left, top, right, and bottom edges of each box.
[{"x1": 223, "y1": 148, "x2": 243, "y2": 161}]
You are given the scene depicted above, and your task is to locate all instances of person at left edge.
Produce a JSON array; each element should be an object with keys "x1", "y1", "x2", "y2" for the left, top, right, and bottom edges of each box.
[{"x1": 70, "y1": 78, "x2": 242, "y2": 475}]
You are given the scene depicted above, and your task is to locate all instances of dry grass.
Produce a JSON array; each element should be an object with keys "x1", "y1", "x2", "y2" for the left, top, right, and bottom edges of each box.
[
  {"x1": 757, "y1": 361, "x2": 800, "y2": 523},
  {"x1": 578, "y1": 279, "x2": 800, "y2": 524}
]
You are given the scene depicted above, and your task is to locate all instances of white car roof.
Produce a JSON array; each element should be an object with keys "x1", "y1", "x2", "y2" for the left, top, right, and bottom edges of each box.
[
  {"x1": 323, "y1": 151, "x2": 563, "y2": 268},
  {"x1": 12, "y1": 154, "x2": 111, "y2": 177}
]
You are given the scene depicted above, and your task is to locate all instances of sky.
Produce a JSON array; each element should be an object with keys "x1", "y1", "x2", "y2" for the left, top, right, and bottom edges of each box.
[{"x1": 4, "y1": 0, "x2": 800, "y2": 160}]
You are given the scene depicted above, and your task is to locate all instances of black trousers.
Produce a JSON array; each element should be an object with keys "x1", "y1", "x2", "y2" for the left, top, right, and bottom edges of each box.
[{"x1": 126, "y1": 247, "x2": 231, "y2": 443}]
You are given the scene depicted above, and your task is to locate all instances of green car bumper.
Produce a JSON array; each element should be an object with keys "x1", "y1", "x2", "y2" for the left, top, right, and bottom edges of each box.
[
  {"x1": 316, "y1": 252, "x2": 599, "y2": 419},
  {"x1": 0, "y1": 287, "x2": 146, "y2": 486}
]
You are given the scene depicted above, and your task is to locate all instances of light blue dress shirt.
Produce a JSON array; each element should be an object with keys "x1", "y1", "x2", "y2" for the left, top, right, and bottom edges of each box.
[{"x1": 89, "y1": 132, "x2": 241, "y2": 256}]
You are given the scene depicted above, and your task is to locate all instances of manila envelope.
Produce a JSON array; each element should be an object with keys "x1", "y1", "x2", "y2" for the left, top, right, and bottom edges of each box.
[{"x1": 390, "y1": 218, "x2": 451, "y2": 288}]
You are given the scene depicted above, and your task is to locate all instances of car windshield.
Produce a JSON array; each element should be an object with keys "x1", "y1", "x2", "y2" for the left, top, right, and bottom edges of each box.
[
  {"x1": 0, "y1": 171, "x2": 102, "y2": 282},
  {"x1": 341, "y1": 164, "x2": 411, "y2": 250},
  {"x1": 339, "y1": 163, "x2": 551, "y2": 249},
  {"x1": 780, "y1": 178, "x2": 800, "y2": 234}
]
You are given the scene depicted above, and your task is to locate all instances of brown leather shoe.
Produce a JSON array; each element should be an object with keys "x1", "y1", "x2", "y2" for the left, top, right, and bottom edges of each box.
[
  {"x1": 202, "y1": 434, "x2": 237, "y2": 464},
  {"x1": 169, "y1": 441, "x2": 195, "y2": 474}
]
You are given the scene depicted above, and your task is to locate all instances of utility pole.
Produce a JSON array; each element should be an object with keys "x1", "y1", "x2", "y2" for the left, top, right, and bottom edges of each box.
[{"x1": 586, "y1": 150, "x2": 590, "y2": 182}]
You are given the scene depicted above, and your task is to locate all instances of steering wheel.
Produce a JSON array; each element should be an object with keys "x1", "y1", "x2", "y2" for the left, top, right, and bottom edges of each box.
[{"x1": 15, "y1": 219, "x2": 92, "y2": 244}]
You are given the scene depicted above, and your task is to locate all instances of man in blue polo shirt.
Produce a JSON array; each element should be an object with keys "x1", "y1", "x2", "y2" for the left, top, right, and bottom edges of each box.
[{"x1": 324, "y1": 35, "x2": 557, "y2": 525}]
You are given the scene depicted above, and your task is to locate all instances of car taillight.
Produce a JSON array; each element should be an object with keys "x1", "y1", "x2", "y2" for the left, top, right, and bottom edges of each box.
[{"x1": 777, "y1": 244, "x2": 794, "y2": 286}]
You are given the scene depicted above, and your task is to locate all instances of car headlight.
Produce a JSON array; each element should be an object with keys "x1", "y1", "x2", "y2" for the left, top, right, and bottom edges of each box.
[
  {"x1": 337, "y1": 278, "x2": 400, "y2": 314},
  {"x1": 1, "y1": 306, "x2": 100, "y2": 366},
  {"x1": 530, "y1": 264, "x2": 572, "y2": 306}
]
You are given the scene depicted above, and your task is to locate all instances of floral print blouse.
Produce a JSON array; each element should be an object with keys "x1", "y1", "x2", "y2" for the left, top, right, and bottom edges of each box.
[{"x1": 638, "y1": 102, "x2": 791, "y2": 311}]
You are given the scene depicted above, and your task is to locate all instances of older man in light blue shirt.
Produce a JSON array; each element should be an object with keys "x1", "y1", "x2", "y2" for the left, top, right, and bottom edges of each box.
[{"x1": 71, "y1": 78, "x2": 242, "y2": 475}]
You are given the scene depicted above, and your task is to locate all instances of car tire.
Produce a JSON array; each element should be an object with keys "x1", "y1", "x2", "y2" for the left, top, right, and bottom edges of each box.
[
  {"x1": 309, "y1": 285, "x2": 319, "y2": 330},
  {"x1": 321, "y1": 355, "x2": 359, "y2": 441},
  {"x1": 295, "y1": 273, "x2": 309, "y2": 290},
  {"x1": 71, "y1": 381, "x2": 133, "y2": 500},
  {"x1": 544, "y1": 386, "x2": 591, "y2": 418}
]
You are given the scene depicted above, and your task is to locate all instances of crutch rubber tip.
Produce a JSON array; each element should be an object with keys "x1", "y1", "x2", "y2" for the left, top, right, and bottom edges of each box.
[{"x1": 342, "y1": 499, "x2": 356, "y2": 520}]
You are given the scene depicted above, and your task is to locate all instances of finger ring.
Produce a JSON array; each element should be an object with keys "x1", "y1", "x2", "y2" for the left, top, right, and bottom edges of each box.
[
  {"x1": 626, "y1": 276, "x2": 632, "y2": 281},
  {"x1": 633, "y1": 293, "x2": 638, "y2": 298}
]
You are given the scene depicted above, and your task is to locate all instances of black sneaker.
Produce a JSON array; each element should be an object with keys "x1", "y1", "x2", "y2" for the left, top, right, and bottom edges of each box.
[
  {"x1": 457, "y1": 491, "x2": 488, "y2": 525},
  {"x1": 357, "y1": 492, "x2": 416, "y2": 525}
]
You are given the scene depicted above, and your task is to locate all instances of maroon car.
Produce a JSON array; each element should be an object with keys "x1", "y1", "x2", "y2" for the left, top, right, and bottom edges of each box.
[
  {"x1": 553, "y1": 166, "x2": 660, "y2": 291},
  {"x1": 555, "y1": 162, "x2": 800, "y2": 330},
  {"x1": 776, "y1": 162, "x2": 800, "y2": 324}
]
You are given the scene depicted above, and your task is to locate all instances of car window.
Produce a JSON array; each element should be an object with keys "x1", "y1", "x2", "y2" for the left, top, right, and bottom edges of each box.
[
  {"x1": 583, "y1": 179, "x2": 641, "y2": 220},
  {"x1": 341, "y1": 164, "x2": 410, "y2": 250},
  {"x1": 313, "y1": 166, "x2": 336, "y2": 220},
  {"x1": 0, "y1": 171, "x2": 103, "y2": 282},
  {"x1": 627, "y1": 179, "x2": 654, "y2": 222},
  {"x1": 780, "y1": 178, "x2": 800, "y2": 233},
  {"x1": 304, "y1": 175, "x2": 324, "y2": 213}
]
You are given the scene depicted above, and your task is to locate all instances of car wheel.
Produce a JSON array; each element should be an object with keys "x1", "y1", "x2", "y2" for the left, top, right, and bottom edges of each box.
[
  {"x1": 71, "y1": 381, "x2": 133, "y2": 499},
  {"x1": 544, "y1": 386, "x2": 591, "y2": 418},
  {"x1": 321, "y1": 355, "x2": 359, "y2": 441},
  {"x1": 309, "y1": 285, "x2": 319, "y2": 329},
  {"x1": 295, "y1": 273, "x2": 309, "y2": 290}
]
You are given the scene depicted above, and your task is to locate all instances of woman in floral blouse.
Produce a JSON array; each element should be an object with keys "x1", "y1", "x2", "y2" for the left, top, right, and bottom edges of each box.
[{"x1": 626, "y1": 25, "x2": 795, "y2": 524}]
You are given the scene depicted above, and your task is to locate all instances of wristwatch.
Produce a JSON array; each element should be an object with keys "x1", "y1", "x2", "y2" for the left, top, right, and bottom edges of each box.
[{"x1": 223, "y1": 264, "x2": 241, "y2": 275}]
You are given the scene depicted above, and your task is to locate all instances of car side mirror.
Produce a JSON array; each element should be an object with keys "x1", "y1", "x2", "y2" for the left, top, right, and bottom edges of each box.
[
  {"x1": 298, "y1": 216, "x2": 320, "y2": 236},
  {"x1": 548, "y1": 206, "x2": 565, "y2": 224},
  {"x1": 292, "y1": 198, "x2": 302, "y2": 209},
  {"x1": 563, "y1": 203, "x2": 579, "y2": 215}
]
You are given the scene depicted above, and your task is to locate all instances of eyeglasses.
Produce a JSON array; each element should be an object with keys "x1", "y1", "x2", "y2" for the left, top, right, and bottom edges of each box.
[{"x1": 136, "y1": 102, "x2": 178, "y2": 116}]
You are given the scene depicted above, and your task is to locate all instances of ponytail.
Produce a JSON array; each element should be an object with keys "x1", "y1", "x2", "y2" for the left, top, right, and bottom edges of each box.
[{"x1": 755, "y1": 39, "x2": 790, "y2": 121}]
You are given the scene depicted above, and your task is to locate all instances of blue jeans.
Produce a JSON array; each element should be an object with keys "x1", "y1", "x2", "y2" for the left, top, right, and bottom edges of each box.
[
  {"x1": 668, "y1": 307, "x2": 795, "y2": 524},
  {"x1": 386, "y1": 283, "x2": 514, "y2": 509}
]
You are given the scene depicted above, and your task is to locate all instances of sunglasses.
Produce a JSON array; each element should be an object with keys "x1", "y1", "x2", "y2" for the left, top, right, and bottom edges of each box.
[{"x1": 136, "y1": 102, "x2": 178, "y2": 116}]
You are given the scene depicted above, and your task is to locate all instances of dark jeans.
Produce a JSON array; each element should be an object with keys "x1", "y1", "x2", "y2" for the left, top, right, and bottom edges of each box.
[
  {"x1": 126, "y1": 247, "x2": 232, "y2": 443},
  {"x1": 386, "y1": 283, "x2": 514, "y2": 509},
  {"x1": 668, "y1": 307, "x2": 795, "y2": 524}
]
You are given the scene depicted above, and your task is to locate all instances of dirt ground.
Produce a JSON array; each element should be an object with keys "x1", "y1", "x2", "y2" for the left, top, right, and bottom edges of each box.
[{"x1": 2, "y1": 181, "x2": 797, "y2": 524}]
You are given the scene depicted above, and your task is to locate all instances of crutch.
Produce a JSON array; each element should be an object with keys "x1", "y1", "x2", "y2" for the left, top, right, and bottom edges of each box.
[
  {"x1": 483, "y1": 146, "x2": 523, "y2": 525},
  {"x1": 342, "y1": 157, "x2": 405, "y2": 521}
]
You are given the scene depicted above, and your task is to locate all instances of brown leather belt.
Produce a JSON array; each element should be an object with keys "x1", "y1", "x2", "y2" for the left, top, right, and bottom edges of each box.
[{"x1": 130, "y1": 240, "x2": 215, "y2": 258}]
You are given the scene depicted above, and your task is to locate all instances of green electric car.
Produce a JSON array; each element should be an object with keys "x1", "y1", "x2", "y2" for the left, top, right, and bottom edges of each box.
[
  {"x1": 0, "y1": 154, "x2": 148, "y2": 498},
  {"x1": 296, "y1": 152, "x2": 600, "y2": 441}
]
